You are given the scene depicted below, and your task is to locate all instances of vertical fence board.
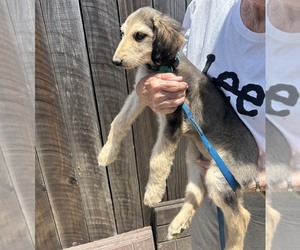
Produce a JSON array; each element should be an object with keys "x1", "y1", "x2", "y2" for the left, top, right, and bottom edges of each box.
[
  {"x1": 116, "y1": 0, "x2": 158, "y2": 227},
  {"x1": 0, "y1": 1, "x2": 34, "y2": 248},
  {"x1": 36, "y1": 0, "x2": 90, "y2": 247},
  {"x1": 80, "y1": 0, "x2": 143, "y2": 233},
  {"x1": 151, "y1": 1, "x2": 188, "y2": 201},
  {"x1": 6, "y1": 0, "x2": 35, "y2": 97},
  {"x1": 153, "y1": 0, "x2": 186, "y2": 24},
  {"x1": 117, "y1": 0, "x2": 153, "y2": 23},
  {"x1": 0, "y1": 147, "x2": 33, "y2": 250},
  {"x1": 35, "y1": 151, "x2": 61, "y2": 250},
  {"x1": 39, "y1": 0, "x2": 117, "y2": 243}
]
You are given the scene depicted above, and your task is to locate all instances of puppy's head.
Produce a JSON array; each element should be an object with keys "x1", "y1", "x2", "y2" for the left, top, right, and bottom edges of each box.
[{"x1": 112, "y1": 7, "x2": 184, "y2": 69}]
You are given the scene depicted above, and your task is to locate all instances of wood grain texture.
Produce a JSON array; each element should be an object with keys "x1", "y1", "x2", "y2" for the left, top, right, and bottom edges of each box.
[
  {"x1": 36, "y1": 0, "x2": 89, "y2": 247},
  {"x1": 39, "y1": 0, "x2": 117, "y2": 243},
  {"x1": 35, "y1": 151, "x2": 61, "y2": 250},
  {"x1": 0, "y1": 1, "x2": 34, "y2": 248},
  {"x1": 117, "y1": 0, "x2": 152, "y2": 23},
  {"x1": 0, "y1": 147, "x2": 33, "y2": 250},
  {"x1": 153, "y1": 0, "x2": 186, "y2": 24},
  {"x1": 152, "y1": 0, "x2": 188, "y2": 202},
  {"x1": 153, "y1": 199, "x2": 191, "y2": 250},
  {"x1": 6, "y1": 0, "x2": 35, "y2": 96},
  {"x1": 64, "y1": 227, "x2": 155, "y2": 250},
  {"x1": 80, "y1": 0, "x2": 143, "y2": 233},
  {"x1": 116, "y1": 0, "x2": 160, "y2": 227}
]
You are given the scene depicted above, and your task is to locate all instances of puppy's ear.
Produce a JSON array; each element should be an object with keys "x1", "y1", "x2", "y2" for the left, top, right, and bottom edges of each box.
[{"x1": 152, "y1": 15, "x2": 184, "y2": 66}]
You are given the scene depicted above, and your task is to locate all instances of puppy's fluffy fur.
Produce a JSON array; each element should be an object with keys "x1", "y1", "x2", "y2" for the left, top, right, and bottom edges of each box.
[{"x1": 99, "y1": 7, "x2": 260, "y2": 249}]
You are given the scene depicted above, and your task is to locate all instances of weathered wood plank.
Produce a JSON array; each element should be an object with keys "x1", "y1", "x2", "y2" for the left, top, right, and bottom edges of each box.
[
  {"x1": 117, "y1": 0, "x2": 153, "y2": 23},
  {"x1": 158, "y1": 237, "x2": 191, "y2": 250},
  {"x1": 64, "y1": 227, "x2": 155, "y2": 250},
  {"x1": 156, "y1": 224, "x2": 190, "y2": 243},
  {"x1": 153, "y1": 199, "x2": 185, "y2": 225},
  {"x1": 116, "y1": 0, "x2": 163, "y2": 228},
  {"x1": 80, "y1": 0, "x2": 143, "y2": 233},
  {"x1": 35, "y1": 150, "x2": 61, "y2": 250},
  {"x1": 0, "y1": 1, "x2": 34, "y2": 248},
  {"x1": 39, "y1": 0, "x2": 117, "y2": 243},
  {"x1": 6, "y1": 0, "x2": 35, "y2": 96},
  {"x1": 153, "y1": 0, "x2": 186, "y2": 24},
  {"x1": 153, "y1": 199, "x2": 191, "y2": 249},
  {"x1": 175, "y1": 237, "x2": 192, "y2": 250},
  {"x1": 0, "y1": 147, "x2": 33, "y2": 250},
  {"x1": 157, "y1": 240, "x2": 176, "y2": 250},
  {"x1": 152, "y1": 1, "x2": 188, "y2": 202},
  {"x1": 36, "y1": 0, "x2": 90, "y2": 247}
]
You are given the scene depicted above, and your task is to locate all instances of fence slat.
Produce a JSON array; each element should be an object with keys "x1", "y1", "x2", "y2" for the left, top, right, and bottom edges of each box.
[
  {"x1": 39, "y1": 0, "x2": 117, "y2": 243},
  {"x1": 152, "y1": 1, "x2": 188, "y2": 201},
  {"x1": 116, "y1": 0, "x2": 161, "y2": 227},
  {"x1": 35, "y1": 151, "x2": 61, "y2": 250},
  {"x1": 0, "y1": 148, "x2": 33, "y2": 250},
  {"x1": 36, "y1": 0, "x2": 90, "y2": 247},
  {"x1": 80, "y1": 0, "x2": 144, "y2": 233},
  {"x1": 153, "y1": 0, "x2": 186, "y2": 24},
  {"x1": 0, "y1": 1, "x2": 34, "y2": 248}
]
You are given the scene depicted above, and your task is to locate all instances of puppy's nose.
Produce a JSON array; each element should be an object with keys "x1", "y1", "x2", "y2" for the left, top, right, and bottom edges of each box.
[{"x1": 112, "y1": 58, "x2": 123, "y2": 66}]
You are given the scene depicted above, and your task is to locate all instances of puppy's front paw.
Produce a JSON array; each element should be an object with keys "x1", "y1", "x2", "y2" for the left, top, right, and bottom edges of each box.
[
  {"x1": 167, "y1": 215, "x2": 191, "y2": 240},
  {"x1": 98, "y1": 142, "x2": 119, "y2": 166},
  {"x1": 143, "y1": 185, "x2": 165, "y2": 207}
]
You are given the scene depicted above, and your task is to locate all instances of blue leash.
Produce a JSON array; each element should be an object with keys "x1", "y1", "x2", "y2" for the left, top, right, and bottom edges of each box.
[
  {"x1": 181, "y1": 103, "x2": 239, "y2": 250},
  {"x1": 181, "y1": 104, "x2": 238, "y2": 191}
]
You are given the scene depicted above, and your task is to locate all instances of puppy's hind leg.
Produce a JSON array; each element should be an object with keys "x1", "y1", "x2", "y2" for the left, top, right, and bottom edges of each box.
[
  {"x1": 168, "y1": 141, "x2": 207, "y2": 239},
  {"x1": 206, "y1": 167, "x2": 250, "y2": 250},
  {"x1": 98, "y1": 91, "x2": 145, "y2": 166},
  {"x1": 144, "y1": 115, "x2": 181, "y2": 207}
]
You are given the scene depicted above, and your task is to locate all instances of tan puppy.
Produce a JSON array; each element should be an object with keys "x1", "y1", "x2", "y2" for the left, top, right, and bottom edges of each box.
[{"x1": 99, "y1": 7, "x2": 260, "y2": 249}]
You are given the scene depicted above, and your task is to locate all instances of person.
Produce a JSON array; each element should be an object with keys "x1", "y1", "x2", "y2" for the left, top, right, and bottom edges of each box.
[
  {"x1": 266, "y1": 0, "x2": 300, "y2": 249},
  {"x1": 136, "y1": 0, "x2": 266, "y2": 249}
]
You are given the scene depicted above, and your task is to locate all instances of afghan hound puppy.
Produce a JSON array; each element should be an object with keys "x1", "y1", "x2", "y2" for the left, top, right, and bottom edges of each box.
[{"x1": 98, "y1": 7, "x2": 260, "y2": 250}]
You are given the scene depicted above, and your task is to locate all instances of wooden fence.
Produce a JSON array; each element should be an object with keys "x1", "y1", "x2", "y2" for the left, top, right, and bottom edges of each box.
[
  {"x1": 35, "y1": 0, "x2": 192, "y2": 249},
  {"x1": 0, "y1": 0, "x2": 35, "y2": 249}
]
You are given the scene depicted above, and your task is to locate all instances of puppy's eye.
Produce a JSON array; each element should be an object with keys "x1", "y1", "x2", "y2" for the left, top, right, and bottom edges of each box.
[{"x1": 134, "y1": 32, "x2": 147, "y2": 42}]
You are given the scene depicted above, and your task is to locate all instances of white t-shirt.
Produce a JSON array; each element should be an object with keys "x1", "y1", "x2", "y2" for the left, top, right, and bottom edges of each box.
[
  {"x1": 183, "y1": 1, "x2": 266, "y2": 248},
  {"x1": 183, "y1": 0, "x2": 266, "y2": 159},
  {"x1": 266, "y1": 9, "x2": 300, "y2": 169}
]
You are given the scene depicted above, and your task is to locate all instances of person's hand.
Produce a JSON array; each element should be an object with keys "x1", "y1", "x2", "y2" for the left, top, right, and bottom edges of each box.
[{"x1": 135, "y1": 73, "x2": 188, "y2": 114}]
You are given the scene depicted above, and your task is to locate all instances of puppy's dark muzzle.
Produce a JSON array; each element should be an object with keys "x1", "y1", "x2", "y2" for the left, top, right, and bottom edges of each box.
[{"x1": 112, "y1": 58, "x2": 123, "y2": 66}]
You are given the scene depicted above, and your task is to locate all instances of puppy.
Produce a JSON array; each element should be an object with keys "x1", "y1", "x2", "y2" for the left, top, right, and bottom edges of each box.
[{"x1": 98, "y1": 7, "x2": 259, "y2": 249}]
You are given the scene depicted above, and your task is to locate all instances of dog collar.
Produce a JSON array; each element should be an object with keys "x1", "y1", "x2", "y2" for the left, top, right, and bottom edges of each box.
[{"x1": 146, "y1": 54, "x2": 180, "y2": 73}]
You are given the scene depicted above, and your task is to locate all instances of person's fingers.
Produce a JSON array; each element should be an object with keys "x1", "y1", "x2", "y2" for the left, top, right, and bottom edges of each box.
[
  {"x1": 136, "y1": 73, "x2": 188, "y2": 114},
  {"x1": 151, "y1": 96, "x2": 186, "y2": 113},
  {"x1": 156, "y1": 73, "x2": 183, "y2": 81},
  {"x1": 144, "y1": 78, "x2": 188, "y2": 93}
]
